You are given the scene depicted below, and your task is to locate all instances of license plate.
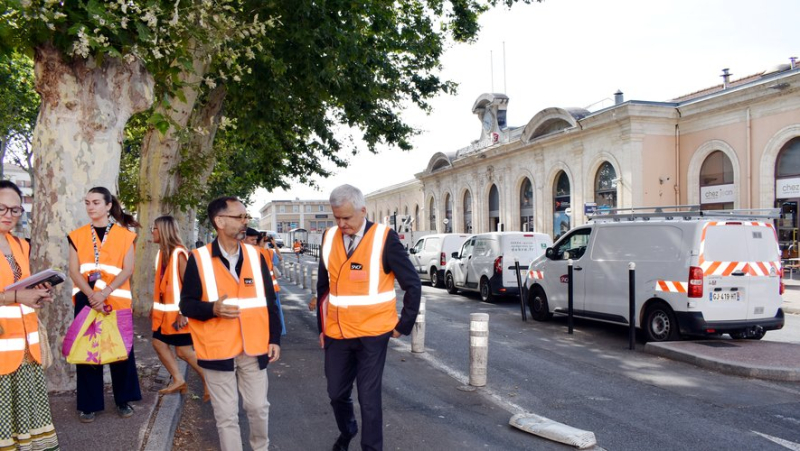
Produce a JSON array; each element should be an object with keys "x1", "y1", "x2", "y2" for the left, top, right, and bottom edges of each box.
[{"x1": 710, "y1": 291, "x2": 740, "y2": 301}]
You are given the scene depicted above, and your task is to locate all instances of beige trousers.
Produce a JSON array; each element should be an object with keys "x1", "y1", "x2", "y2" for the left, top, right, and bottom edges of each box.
[{"x1": 205, "y1": 354, "x2": 270, "y2": 451}]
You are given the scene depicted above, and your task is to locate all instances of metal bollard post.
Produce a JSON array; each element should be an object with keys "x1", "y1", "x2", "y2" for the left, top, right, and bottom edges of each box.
[
  {"x1": 514, "y1": 258, "x2": 526, "y2": 322},
  {"x1": 411, "y1": 296, "x2": 426, "y2": 353},
  {"x1": 629, "y1": 262, "x2": 636, "y2": 351},
  {"x1": 311, "y1": 269, "x2": 318, "y2": 296},
  {"x1": 281, "y1": 259, "x2": 287, "y2": 279},
  {"x1": 469, "y1": 313, "x2": 489, "y2": 387},
  {"x1": 301, "y1": 265, "x2": 307, "y2": 289},
  {"x1": 567, "y1": 258, "x2": 574, "y2": 335},
  {"x1": 294, "y1": 263, "x2": 300, "y2": 285}
]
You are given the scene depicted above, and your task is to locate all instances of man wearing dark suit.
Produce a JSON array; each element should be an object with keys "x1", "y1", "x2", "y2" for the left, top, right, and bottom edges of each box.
[{"x1": 316, "y1": 184, "x2": 421, "y2": 451}]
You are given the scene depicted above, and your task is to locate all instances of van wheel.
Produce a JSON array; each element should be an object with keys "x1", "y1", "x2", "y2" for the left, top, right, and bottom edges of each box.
[
  {"x1": 528, "y1": 286, "x2": 552, "y2": 321},
  {"x1": 479, "y1": 277, "x2": 495, "y2": 303},
  {"x1": 445, "y1": 273, "x2": 458, "y2": 294},
  {"x1": 643, "y1": 303, "x2": 679, "y2": 342},
  {"x1": 430, "y1": 268, "x2": 442, "y2": 288}
]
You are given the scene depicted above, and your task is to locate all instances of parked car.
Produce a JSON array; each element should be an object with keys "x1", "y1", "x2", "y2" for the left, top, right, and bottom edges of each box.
[
  {"x1": 524, "y1": 208, "x2": 785, "y2": 342},
  {"x1": 409, "y1": 234, "x2": 470, "y2": 287},
  {"x1": 445, "y1": 232, "x2": 552, "y2": 302}
]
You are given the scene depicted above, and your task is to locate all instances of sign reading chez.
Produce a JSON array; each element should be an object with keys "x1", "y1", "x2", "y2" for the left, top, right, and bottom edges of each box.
[
  {"x1": 777, "y1": 177, "x2": 800, "y2": 199},
  {"x1": 700, "y1": 183, "x2": 735, "y2": 204}
]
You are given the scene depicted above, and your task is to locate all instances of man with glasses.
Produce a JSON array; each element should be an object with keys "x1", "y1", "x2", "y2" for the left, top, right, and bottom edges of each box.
[{"x1": 180, "y1": 196, "x2": 281, "y2": 450}]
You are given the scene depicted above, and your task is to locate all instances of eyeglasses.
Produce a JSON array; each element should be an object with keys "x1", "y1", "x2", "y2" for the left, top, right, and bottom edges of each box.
[
  {"x1": 0, "y1": 205, "x2": 24, "y2": 217},
  {"x1": 218, "y1": 214, "x2": 252, "y2": 222}
]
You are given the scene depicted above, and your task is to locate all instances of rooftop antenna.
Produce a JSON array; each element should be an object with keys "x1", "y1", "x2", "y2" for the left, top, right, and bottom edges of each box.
[
  {"x1": 503, "y1": 41, "x2": 507, "y2": 94},
  {"x1": 490, "y1": 50, "x2": 495, "y2": 92}
]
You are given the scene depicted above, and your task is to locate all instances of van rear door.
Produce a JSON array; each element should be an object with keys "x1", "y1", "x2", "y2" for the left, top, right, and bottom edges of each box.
[
  {"x1": 501, "y1": 233, "x2": 550, "y2": 288},
  {"x1": 701, "y1": 222, "x2": 781, "y2": 321}
]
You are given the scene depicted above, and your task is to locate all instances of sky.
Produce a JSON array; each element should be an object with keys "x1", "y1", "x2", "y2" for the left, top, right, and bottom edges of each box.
[{"x1": 248, "y1": 0, "x2": 800, "y2": 215}]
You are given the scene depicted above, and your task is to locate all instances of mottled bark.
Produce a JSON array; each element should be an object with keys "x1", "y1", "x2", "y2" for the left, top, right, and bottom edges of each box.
[
  {"x1": 132, "y1": 42, "x2": 211, "y2": 314},
  {"x1": 30, "y1": 43, "x2": 154, "y2": 390}
]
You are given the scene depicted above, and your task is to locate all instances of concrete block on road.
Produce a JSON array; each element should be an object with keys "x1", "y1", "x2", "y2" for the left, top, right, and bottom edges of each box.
[{"x1": 510, "y1": 413, "x2": 597, "y2": 450}]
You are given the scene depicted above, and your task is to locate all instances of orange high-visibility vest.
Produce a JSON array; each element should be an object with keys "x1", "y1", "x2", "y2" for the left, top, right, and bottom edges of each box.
[
  {"x1": 293, "y1": 241, "x2": 302, "y2": 252},
  {"x1": 69, "y1": 223, "x2": 136, "y2": 311},
  {"x1": 0, "y1": 235, "x2": 40, "y2": 374},
  {"x1": 321, "y1": 223, "x2": 397, "y2": 339},
  {"x1": 152, "y1": 246, "x2": 189, "y2": 335},
  {"x1": 188, "y1": 243, "x2": 270, "y2": 360},
  {"x1": 260, "y1": 247, "x2": 280, "y2": 293}
]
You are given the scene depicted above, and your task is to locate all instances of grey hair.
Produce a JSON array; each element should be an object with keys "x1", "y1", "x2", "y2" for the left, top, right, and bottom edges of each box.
[{"x1": 330, "y1": 184, "x2": 365, "y2": 210}]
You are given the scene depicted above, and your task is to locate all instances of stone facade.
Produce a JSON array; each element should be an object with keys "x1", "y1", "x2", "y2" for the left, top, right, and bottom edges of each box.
[{"x1": 367, "y1": 63, "x2": 800, "y2": 253}]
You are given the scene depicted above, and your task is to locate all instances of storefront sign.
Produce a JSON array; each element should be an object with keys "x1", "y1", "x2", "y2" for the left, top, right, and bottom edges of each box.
[
  {"x1": 777, "y1": 177, "x2": 800, "y2": 199},
  {"x1": 700, "y1": 183, "x2": 735, "y2": 204}
]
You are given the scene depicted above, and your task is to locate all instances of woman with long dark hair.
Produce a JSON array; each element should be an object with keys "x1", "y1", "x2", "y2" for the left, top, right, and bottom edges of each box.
[
  {"x1": 0, "y1": 180, "x2": 59, "y2": 449},
  {"x1": 67, "y1": 186, "x2": 141, "y2": 423},
  {"x1": 151, "y1": 216, "x2": 206, "y2": 400}
]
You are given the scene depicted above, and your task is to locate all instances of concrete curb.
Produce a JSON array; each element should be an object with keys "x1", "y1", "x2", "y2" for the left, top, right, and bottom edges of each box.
[
  {"x1": 644, "y1": 343, "x2": 800, "y2": 382},
  {"x1": 140, "y1": 360, "x2": 189, "y2": 450},
  {"x1": 510, "y1": 413, "x2": 597, "y2": 449}
]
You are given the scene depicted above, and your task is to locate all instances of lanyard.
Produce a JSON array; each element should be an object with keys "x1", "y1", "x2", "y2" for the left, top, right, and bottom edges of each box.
[{"x1": 90, "y1": 221, "x2": 114, "y2": 271}]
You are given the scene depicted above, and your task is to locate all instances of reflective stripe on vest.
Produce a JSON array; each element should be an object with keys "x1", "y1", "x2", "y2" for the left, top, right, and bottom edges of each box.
[
  {"x1": 0, "y1": 333, "x2": 38, "y2": 352},
  {"x1": 0, "y1": 234, "x2": 40, "y2": 374},
  {"x1": 79, "y1": 263, "x2": 122, "y2": 276},
  {"x1": 93, "y1": 279, "x2": 132, "y2": 299},
  {"x1": 324, "y1": 224, "x2": 394, "y2": 307},
  {"x1": 69, "y1": 224, "x2": 136, "y2": 310},
  {"x1": 0, "y1": 304, "x2": 35, "y2": 318},
  {"x1": 195, "y1": 244, "x2": 266, "y2": 308},
  {"x1": 196, "y1": 246, "x2": 220, "y2": 302}
]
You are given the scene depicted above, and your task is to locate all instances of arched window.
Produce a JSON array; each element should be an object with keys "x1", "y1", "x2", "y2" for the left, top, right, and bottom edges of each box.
[
  {"x1": 444, "y1": 194, "x2": 453, "y2": 233},
  {"x1": 414, "y1": 205, "x2": 420, "y2": 231},
  {"x1": 429, "y1": 198, "x2": 436, "y2": 231},
  {"x1": 463, "y1": 191, "x2": 473, "y2": 233},
  {"x1": 520, "y1": 178, "x2": 534, "y2": 231},
  {"x1": 595, "y1": 162, "x2": 618, "y2": 211},
  {"x1": 489, "y1": 185, "x2": 500, "y2": 232},
  {"x1": 775, "y1": 137, "x2": 800, "y2": 257},
  {"x1": 700, "y1": 151, "x2": 734, "y2": 210},
  {"x1": 553, "y1": 171, "x2": 571, "y2": 239}
]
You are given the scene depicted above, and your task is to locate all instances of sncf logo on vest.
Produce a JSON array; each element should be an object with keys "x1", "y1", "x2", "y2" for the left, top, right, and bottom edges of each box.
[
  {"x1": 244, "y1": 278, "x2": 254, "y2": 285},
  {"x1": 350, "y1": 263, "x2": 363, "y2": 270}
]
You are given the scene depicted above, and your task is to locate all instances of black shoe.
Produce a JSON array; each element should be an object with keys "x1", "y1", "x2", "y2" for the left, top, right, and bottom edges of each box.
[
  {"x1": 332, "y1": 435, "x2": 351, "y2": 451},
  {"x1": 116, "y1": 403, "x2": 134, "y2": 418},
  {"x1": 79, "y1": 411, "x2": 95, "y2": 423}
]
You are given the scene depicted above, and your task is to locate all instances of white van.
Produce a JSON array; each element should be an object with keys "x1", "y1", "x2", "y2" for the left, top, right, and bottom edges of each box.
[
  {"x1": 409, "y1": 234, "x2": 470, "y2": 287},
  {"x1": 445, "y1": 232, "x2": 552, "y2": 302},
  {"x1": 524, "y1": 208, "x2": 785, "y2": 342}
]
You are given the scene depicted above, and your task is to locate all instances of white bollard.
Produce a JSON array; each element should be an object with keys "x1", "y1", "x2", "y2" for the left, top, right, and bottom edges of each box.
[
  {"x1": 300, "y1": 265, "x2": 307, "y2": 289},
  {"x1": 287, "y1": 262, "x2": 295, "y2": 284},
  {"x1": 411, "y1": 296, "x2": 426, "y2": 353},
  {"x1": 311, "y1": 269, "x2": 318, "y2": 296},
  {"x1": 469, "y1": 313, "x2": 489, "y2": 387},
  {"x1": 281, "y1": 259, "x2": 287, "y2": 279},
  {"x1": 294, "y1": 263, "x2": 301, "y2": 285}
]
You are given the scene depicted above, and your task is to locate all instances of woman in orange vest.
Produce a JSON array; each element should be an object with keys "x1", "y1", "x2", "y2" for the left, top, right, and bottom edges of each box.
[
  {"x1": 151, "y1": 215, "x2": 207, "y2": 399},
  {"x1": 0, "y1": 181, "x2": 59, "y2": 450},
  {"x1": 68, "y1": 186, "x2": 141, "y2": 423}
]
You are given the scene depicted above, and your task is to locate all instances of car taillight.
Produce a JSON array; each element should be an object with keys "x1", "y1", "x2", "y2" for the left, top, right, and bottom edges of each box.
[
  {"x1": 780, "y1": 270, "x2": 785, "y2": 295},
  {"x1": 440, "y1": 252, "x2": 446, "y2": 266},
  {"x1": 688, "y1": 266, "x2": 703, "y2": 298},
  {"x1": 494, "y1": 256, "x2": 502, "y2": 275}
]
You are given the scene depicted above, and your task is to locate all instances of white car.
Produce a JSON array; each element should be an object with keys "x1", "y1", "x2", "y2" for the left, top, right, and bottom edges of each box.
[
  {"x1": 445, "y1": 232, "x2": 552, "y2": 302},
  {"x1": 524, "y1": 208, "x2": 785, "y2": 342},
  {"x1": 409, "y1": 234, "x2": 470, "y2": 287}
]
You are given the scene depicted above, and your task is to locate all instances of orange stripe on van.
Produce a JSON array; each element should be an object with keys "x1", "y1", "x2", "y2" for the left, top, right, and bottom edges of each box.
[
  {"x1": 657, "y1": 280, "x2": 670, "y2": 291},
  {"x1": 722, "y1": 263, "x2": 738, "y2": 276},
  {"x1": 705, "y1": 261, "x2": 722, "y2": 276}
]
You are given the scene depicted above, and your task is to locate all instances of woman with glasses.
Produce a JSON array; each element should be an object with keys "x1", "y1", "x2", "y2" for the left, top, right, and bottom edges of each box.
[
  {"x1": 150, "y1": 216, "x2": 207, "y2": 400},
  {"x1": 67, "y1": 186, "x2": 141, "y2": 423},
  {"x1": 0, "y1": 181, "x2": 59, "y2": 450}
]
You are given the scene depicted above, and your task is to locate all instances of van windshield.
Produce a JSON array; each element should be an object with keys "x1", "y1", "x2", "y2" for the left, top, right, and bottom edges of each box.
[{"x1": 704, "y1": 224, "x2": 779, "y2": 262}]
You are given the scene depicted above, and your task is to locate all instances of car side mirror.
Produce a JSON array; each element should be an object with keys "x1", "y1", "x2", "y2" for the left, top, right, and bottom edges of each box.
[
  {"x1": 409, "y1": 248, "x2": 416, "y2": 254},
  {"x1": 451, "y1": 251, "x2": 459, "y2": 259},
  {"x1": 545, "y1": 248, "x2": 555, "y2": 260}
]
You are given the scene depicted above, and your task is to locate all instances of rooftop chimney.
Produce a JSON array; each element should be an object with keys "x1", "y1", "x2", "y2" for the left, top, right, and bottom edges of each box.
[
  {"x1": 721, "y1": 68, "x2": 732, "y2": 89},
  {"x1": 614, "y1": 90, "x2": 624, "y2": 105},
  {"x1": 791, "y1": 57, "x2": 797, "y2": 70}
]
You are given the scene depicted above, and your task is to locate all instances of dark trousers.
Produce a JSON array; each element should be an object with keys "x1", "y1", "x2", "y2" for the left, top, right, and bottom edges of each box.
[
  {"x1": 74, "y1": 298, "x2": 142, "y2": 413},
  {"x1": 325, "y1": 332, "x2": 391, "y2": 451}
]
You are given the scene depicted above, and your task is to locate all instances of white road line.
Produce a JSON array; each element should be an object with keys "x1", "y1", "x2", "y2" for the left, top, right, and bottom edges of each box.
[{"x1": 753, "y1": 431, "x2": 800, "y2": 450}]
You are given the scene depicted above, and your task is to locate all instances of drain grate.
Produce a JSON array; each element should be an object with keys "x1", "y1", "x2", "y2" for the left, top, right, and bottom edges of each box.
[{"x1": 697, "y1": 341, "x2": 739, "y2": 348}]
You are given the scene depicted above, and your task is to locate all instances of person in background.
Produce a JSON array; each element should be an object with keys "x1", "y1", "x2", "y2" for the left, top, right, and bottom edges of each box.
[
  {"x1": 150, "y1": 216, "x2": 207, "y2": 401},
  {"x1": 0, "y1": 180, "x2": 59, "y2": 450},
  {"x1": 67, "y1": 186, "x2": 141, "y2": 423},
  {"x1": 180, "y1": 197, "x2": 281, "y2": 450},
  {"x1": 293, "y1": 239, "x2": 302, "y2": 261},
  {"x1": 316, "y1": 184, "x2": 421, "y2": 451},
  {"x1": 245, "y1": 228, "x2": 286, "y2": 335},
  {"x1": 265, "y1": 233, "x2": 283, "y2": 277}
]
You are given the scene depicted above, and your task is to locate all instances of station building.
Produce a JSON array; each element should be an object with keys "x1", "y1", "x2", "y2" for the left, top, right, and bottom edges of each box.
[{"x1": 365, "y1": 60, "x2": 800, "y2": 256}]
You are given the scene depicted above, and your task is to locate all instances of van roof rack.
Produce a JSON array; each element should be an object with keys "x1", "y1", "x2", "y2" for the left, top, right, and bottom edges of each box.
[{"x1": 587, "y1": 206, "x2": 779, "y2": 223}]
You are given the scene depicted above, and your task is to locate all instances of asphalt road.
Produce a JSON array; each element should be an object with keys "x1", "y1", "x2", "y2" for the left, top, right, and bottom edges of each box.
[{"x1": 175, "y1": 272, "x2": 800, "y2": 450}]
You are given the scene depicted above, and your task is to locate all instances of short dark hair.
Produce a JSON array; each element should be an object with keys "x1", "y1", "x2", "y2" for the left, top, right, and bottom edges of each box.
[
  {"x1": 207, "y1": 196, "x2": 240, "y2": 230},
  {"x1": 245, "y1": 227, "x2": 259, "y2": 237},
  {"x1": 0, "y1": 181, "x2": 23, "y2": 200}
]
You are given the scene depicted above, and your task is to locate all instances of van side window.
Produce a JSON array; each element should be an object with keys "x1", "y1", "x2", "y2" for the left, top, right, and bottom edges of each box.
[
  {"x1": 412, "y1": 239, "x2": 424, "y2": 254},
  {"x1": 554, "y1": 228, "x2": 591, "y2": 260},
  {"x1": 460, "y1": 238, "x2": 475, "y2": 258},
  {"x1": 474, "y1": 239, "x2": 492, "y2": 257}
]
